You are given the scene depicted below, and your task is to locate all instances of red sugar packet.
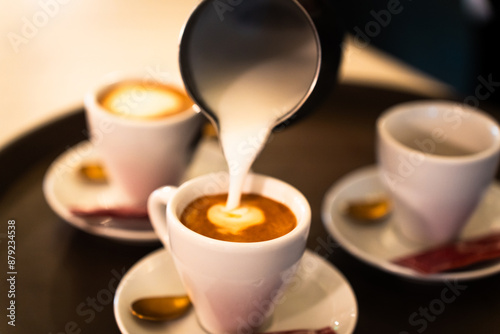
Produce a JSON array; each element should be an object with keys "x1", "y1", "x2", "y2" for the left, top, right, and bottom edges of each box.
[
  {"x1": 261, "y1": 327, "x2": 336, "y2": 334},
  {"x1": 70, "y1": 207, "x2": 149, "y2": 219},
  {"x1": 392, "y1": 232, "x2": 500, "y2": 274}
]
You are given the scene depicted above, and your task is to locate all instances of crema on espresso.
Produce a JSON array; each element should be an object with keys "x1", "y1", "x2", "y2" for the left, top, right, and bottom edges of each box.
[
  {"x1": 98, "y1": 80, "x2": 192, "y2": 119},
  {"x1": 180, "y1": 193, "x2": 296, "y2": 242}
]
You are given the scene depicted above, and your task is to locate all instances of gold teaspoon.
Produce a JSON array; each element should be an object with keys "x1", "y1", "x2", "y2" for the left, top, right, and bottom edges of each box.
[
  {"x1": 79, "y1": 162, "x2": 107, "y2": 183},
  {"x1": 344, "y1": 196, "x2": 392, "y2": 222},
  {"x1": 130, "y1": 295, "x2": 191, "y2": 321}
]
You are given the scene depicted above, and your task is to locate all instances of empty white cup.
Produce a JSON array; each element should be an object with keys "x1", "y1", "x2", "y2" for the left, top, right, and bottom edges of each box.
[{"x1": 377, "y1": 100, "x2": 500, "y2": 245}]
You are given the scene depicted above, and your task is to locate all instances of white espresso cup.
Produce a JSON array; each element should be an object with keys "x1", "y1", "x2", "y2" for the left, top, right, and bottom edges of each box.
[
  {"x1": 148, "y1": 172, "x2": 311, "y2": 334},
  {"x1": 84, "y1": 75, "x2": 203, "y2": 209},
  {"x1": 377, "y1": 100, "x2": 500, "y2": 245}
]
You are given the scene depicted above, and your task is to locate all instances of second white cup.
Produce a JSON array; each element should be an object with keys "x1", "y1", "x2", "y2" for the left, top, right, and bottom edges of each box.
[
  {"x1": 84, "y1": 75, "x2": 203, "y2": 209},
  {"x1": 377, "y1": 100, "x2": 500, "y2": 245}
]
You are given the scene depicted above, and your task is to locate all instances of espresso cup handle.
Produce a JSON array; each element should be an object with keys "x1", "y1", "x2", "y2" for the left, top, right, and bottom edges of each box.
[{"x1": 147, "y1": 186, "x2": 178, "y2": 247}]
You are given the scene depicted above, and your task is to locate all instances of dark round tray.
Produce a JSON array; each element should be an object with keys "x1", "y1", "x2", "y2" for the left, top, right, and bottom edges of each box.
[{"x1": 2, "y1": 83, "x2": 500, "y2": 334}]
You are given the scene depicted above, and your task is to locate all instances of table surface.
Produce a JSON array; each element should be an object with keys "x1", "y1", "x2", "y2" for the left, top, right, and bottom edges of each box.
[{"x1": 1, "y1": 82, "x2": 500, "y2": 334}]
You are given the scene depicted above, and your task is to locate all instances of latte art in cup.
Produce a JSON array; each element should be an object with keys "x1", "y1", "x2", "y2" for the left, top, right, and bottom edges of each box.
[
  {"x1": 84, "y1": 76, "x2": 202, "y2": 208},
  {"x1": 180, "y1": 193, "x2": 297, "y2": 242},
  {"x1": 98, "y1": 80, "x2": 193, "y2": 119},
  {"x1": 148, "y1": 172, "x2": 311, "y2": 334}
]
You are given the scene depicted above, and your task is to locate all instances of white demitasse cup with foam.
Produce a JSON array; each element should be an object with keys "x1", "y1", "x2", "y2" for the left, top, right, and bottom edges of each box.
[
  {"x1": 84, "y1": 74, "x2": 203, "y2": 210},
  {"x1": 148, "y1": 172, "x2": 311, "y2": 334},
  {"x1": 377, "y1": 100, "x2": 500, "y2": 245}
]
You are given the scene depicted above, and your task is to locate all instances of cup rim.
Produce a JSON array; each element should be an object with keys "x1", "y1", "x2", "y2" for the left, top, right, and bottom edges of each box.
[
  {"x1": 377, "y1": 100, "x2": 500, "y2": 163},
  {"x1": 166, "y1": 172, "x2": 311, "y2": 250},
  {"x1": 84, "y1": 74, "x2": 200, "y2": 128}
]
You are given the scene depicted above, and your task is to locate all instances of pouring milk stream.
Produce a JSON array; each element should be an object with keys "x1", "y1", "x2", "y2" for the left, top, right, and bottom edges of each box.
[
  {"x1": 179, "y1": 0, "x2": 321, "y2": 226},
  {"x1": 215, "y1": 50, "x2": 318, "y2": 210}
]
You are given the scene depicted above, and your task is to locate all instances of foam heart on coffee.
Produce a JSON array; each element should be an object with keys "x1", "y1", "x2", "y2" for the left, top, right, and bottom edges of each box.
[{"x1": 207, "y1": 204, "x2": 265, "y2": 234}]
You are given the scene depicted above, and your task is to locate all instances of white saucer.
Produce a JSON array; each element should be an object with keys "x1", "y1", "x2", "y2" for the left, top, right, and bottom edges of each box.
[
  {"x1": 43, "y1": 138, "x2": 226, "y2": 243},
  {"x1": 322, "y1": 165, "x2": 500, "y2": 281},
  {"x1": 114, "y1": 248, "x2": 358, "y2": 334}
]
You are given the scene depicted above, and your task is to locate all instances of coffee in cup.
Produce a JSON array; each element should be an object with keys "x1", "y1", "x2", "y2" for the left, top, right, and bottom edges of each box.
[
  {"x1": 148, "y1": 172, "x2": 311, "y2": 334},
  {"x1": 98, "y1": 80, "x2": 193, "y2": 120},
  {"x1": 84, "y1": 75, "x2": 203, "y2": 209},
  {"x1": 180, "y1": 193, "x2": 297, "y2": 242}
]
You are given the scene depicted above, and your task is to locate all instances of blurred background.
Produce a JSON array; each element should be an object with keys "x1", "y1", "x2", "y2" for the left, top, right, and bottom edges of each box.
[
  {"x1": 1, "y1": 0, "x2": 496, "y2": 148},
  {"x1": 335, "y1": 0, "x2": 498, "y2": 100}
]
